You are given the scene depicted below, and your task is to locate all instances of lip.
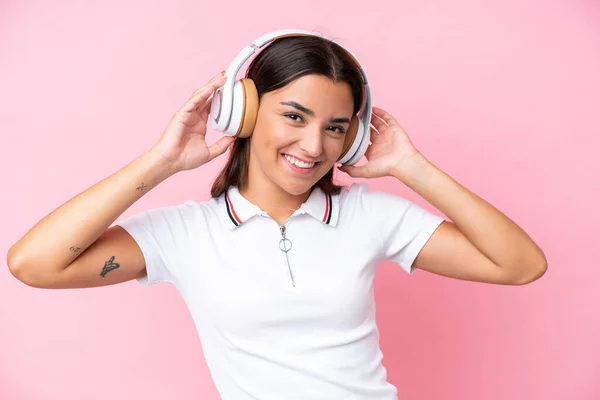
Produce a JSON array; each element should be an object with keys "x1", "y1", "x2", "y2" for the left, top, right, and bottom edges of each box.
[
  {"x1": 281, "y1": 154, "x2": 319, "y2": 175},
  {"x1": 282, "y1": 153, "x2": 320, "y2": 163}
]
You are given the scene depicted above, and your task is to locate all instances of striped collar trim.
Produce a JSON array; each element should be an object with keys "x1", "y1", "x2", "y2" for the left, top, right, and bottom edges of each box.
[
  {"x1": 224, "y1": 192, "x2": 243, "y2": 226},
  {"x1": 221, "y1": 186, "x2": 340, "y2": 229}
]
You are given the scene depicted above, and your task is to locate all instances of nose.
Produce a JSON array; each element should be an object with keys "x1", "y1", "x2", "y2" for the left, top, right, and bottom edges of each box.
[{"x1": 298, "y1": 126, "x2": 324, "y2": 158}]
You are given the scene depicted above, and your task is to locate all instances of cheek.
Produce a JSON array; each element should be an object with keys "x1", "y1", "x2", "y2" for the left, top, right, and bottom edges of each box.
[
  {"x1": 251, "y1": 119, "x2": 289, "y2": 159},
  {"x1": 256, "y1": 119, "x2": 296, "y2": 151},
  {"x1": 323, "y1": 136, "x2": 345, "y2": 161}
]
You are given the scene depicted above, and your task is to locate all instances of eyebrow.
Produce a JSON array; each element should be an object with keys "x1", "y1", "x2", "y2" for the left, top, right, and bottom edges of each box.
[{"x1": 279, "y1": 101, "x2": 351, "y2": 124}]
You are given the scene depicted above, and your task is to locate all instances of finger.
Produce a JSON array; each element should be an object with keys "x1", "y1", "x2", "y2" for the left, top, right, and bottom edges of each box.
[
  {"x1": 181, "y1": 72, "x2": 226, "y2": 113},
  {"x1": 339, "y1": 165, "x2": 367, "y2": 178},
  {"x1": 369, "y1": 125, "x2": 379, "y2": 141},
  {"x1": 198, "y1": 96, "x2": 213, "y2": 120},
  {"x1": 193, "y1": 70, "x2": 226, "y2": 96},
  {"x1": 182, "y1": 76, "x2": 224, "y2": 113},
  {"x1": 370, "y1": 112, "x2": 388, "y2": 132},
  {"x1": 186, "y1": 74, "x2": 219, "y2": 105},
  {"x1": 207, "y1": 136, "x2": 236, "y2": 162},
  {"x1": 372, "y1": 106, "x2": 399, "y2": 127}
]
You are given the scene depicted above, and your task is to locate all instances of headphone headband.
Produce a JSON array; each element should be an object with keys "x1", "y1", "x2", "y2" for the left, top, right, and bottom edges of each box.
[{"x1": 252, "y1": 30, "x2": 369, "y2": 84}]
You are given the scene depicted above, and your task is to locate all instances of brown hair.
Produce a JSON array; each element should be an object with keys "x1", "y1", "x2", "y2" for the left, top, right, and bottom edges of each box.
[{"x1": 210, "y1": 35, "x2": 364, "y2": 198}]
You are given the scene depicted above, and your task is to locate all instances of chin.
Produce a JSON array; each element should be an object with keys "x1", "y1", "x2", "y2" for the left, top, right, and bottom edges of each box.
[
  {"x1": 273, "y1": 177, "x2": 315, "y2": 197},
  {"x1": 275, "y1": 174, "x2": 324, "y2": 197},
  {"x1": 275, "y1": 153, "x2": 331, "y2": 195}
]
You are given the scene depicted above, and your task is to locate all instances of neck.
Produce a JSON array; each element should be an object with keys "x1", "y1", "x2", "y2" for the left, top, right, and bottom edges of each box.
[{"x1": 241, "y1": 170, "x2": 311, "y2": 225}]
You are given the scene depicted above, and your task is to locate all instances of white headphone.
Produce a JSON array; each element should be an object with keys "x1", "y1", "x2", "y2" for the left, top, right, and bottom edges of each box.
[{"x1": 209, "y1": 29, "x2": 372, "y2": 166}]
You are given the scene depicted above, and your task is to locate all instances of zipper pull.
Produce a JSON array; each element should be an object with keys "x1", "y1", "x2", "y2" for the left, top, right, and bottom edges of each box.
[{"x1": 279, "y1": 226, "x2": 295, "y2": 287}]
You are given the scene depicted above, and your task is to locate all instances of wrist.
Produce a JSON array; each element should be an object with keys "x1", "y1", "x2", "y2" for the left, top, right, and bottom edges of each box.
[
  {"x1": 390, "y1": 152, "x2": 429, "y2": 182},
  {"x1": 143, "y1": 148, "x2": 179, "y2": 180}
]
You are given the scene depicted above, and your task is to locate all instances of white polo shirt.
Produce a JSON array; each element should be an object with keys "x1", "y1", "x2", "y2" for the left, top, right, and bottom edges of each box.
[{"x1": 117, "y1": 182, "x2": 444, "y2": 400}]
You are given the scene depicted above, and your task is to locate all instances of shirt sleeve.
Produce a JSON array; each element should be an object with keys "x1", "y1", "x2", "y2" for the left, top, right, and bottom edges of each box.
[
  {"x1": 356, "y1": 183, "x2": 445, "y2": 274},
  {"x1": 115, "y1": 200, "x2": 198, "y2": 287}
]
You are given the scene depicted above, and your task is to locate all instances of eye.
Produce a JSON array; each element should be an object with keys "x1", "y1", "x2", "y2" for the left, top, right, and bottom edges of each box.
[
  {"x1": 284, "y1": 112, "x2": 304, "y2": 122},
  {"x1": 327, "y1": 126, "x2": 346, "y2": 134},
  {"x1": 283, "y1": 112, "x2": 346, "y2": 135}
]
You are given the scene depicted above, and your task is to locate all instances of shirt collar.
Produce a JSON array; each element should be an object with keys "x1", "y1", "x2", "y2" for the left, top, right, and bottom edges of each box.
[{"x1": 220, "y1": 186, "x2": 340, "y2": 229}]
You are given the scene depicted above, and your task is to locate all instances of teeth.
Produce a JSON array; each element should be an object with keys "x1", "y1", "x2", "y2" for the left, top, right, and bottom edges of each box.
[{"x1": 284, "y1": 154, "x2": 315, "y2": 169}]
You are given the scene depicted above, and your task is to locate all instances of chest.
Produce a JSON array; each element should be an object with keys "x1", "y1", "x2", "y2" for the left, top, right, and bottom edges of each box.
[{"x1": 178, "y1": 215, "x2": 382, "y2": 340}]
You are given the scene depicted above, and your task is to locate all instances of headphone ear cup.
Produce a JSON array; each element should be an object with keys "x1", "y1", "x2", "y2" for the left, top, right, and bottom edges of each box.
[
  {"x1": 338, "y1": 116, "x2": 359, "y2": 162},
  {"x1": 236, "y1": 78, "x2": 259, "y2": 138}
]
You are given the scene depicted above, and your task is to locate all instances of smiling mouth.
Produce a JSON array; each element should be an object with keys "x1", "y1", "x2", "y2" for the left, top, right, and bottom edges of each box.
[{"x1": 282, "y1": 154, "x2": 318, "y2": 170}]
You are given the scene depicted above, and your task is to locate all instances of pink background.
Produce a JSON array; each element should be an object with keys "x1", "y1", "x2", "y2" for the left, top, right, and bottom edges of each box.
[{"x1": 1, "y1": 1, "x2": 599, "y2": 399}]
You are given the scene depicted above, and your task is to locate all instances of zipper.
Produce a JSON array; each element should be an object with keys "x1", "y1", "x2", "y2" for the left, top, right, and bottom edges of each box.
[
  {"x1": 279, "y1": 225, "x2": 295, "y2": 287},
  {"x1": 262, "y1": 209, "x2": 304, "y2": 287}
]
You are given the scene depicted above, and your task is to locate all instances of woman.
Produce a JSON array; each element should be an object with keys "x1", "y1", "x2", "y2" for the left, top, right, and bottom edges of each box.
[{"x1": 8, "y1": 34, "x2": 547, "y2": 399}]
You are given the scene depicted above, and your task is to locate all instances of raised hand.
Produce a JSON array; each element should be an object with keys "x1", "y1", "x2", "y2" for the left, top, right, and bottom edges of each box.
[
  {"x1": 151, "y1": 71, "x2": 236, "y2": 173},
  {"x1": 339, "y1": 106, "x2": 421, "y2": 179}
]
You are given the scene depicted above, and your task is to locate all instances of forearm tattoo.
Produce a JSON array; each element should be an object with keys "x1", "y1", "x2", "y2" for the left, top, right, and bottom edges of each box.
[
  {"x1": 137, "y1": 182, "x2": 148, "y2": 192},
  {"x1": 69, "y1": 246, "x2": 82, "y2": 253},
  {"x1": 100, "y1": 256, "x2": 120, "y2": 277}
]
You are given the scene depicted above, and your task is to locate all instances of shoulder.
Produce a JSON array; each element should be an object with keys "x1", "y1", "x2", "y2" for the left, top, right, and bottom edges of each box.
[
  {"x1": 149, "y1": 199, "x2": 212, "y2": 220},
  {"x1": 335, "y1": 182, "x2": 408, "y2": 229},
  {"x1": 118, "y1": 195, "x2": 223, "y2": 231},
  {"x1": 338, "y1": 182, "x2": 412, "y2": 210}
]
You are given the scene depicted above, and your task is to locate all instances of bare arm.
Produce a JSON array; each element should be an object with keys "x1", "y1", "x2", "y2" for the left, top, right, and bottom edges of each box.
[
  {"x1": 341, "y1": 106, "x2": 547, "y2": 285},
  {"x1": 7, "y1": 150, "x2": 175, "y2": 287},
  {"x1": 7, "y1": 70, "x2": 234, "y2": 288},
  {"x1": 399, "y1": 155, "x2": 547, "y2": 285}
]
